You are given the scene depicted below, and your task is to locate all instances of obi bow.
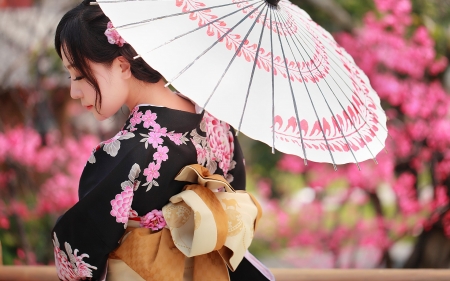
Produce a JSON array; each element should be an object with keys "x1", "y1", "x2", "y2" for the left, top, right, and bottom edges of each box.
[{"x1": 109, "y1": 164, "x2": 262, "y2": 281}]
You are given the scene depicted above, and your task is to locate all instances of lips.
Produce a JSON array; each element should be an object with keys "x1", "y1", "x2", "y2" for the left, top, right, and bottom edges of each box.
[{"x1": 84, "y1": 105, "x2": 93, "y2": 110}]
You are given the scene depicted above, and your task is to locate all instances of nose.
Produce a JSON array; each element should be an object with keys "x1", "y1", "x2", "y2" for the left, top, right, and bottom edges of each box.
[{"x1": 70, "y1": 83, "x2": 83, "y2": 100}]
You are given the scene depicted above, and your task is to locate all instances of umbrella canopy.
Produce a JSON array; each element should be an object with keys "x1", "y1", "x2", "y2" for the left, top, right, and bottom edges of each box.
[{"x1": 96, "y1": 0, "x2": 387, "y2": 168}]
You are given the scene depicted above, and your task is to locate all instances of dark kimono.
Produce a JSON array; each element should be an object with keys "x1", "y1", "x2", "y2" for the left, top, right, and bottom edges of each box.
[{"x1": 51, "y1": 105, "x2": 273, "y2": 281}]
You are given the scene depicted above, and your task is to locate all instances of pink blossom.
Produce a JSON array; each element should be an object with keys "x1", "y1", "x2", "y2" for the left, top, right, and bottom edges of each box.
[
  {"x1": 193, "y1": 140, "x2": 207, "y2": 165},
  {"x1": 129, "y1": 111, "x2": 143, "y2": 127},
  {"x1": 257, "y1": 179, "x2": 272, "y2": 199},
  {"x1": 153, "y1": 146, "x2": 169, "y2": 163},
  {"x1": 429, "y1": 56, "x2": 448, "y2": 75},
  {"x1": 140, "y1": 209, "x2": 166, "y2": 231},
  {"x1": 143, "y1": 162, "x2": 160, "y2": 182},
  {"x1": 168, "y1": 132, "x2": 183, "y2": 145},
  {"x1": 277, "y1": 154, "x2": 306, "y2": 174},
  {"x1": 433, "y1": 185, "x2": 449, "y2": 210},
  {"x1": 110, "y1": 186, "x2": 134, "y2": 225},
  {"x1": 148, "y1": 132, "x2": 164, "y2": 148},
  {"x1": 152, "y1": 123, "x2": 168, "y2": 136},
  {"x1": 104, "y1": 21, "x2": 126, "y2": 47},
  {"x1": 392, "y1": 173, "x2": 420, "y2": 215},
  {"x1": 442, "y1": 211, "x2": 450, "y2": 238},
  {"x1": 36, "y1": 173, "x2": 79, "y2": 215},
  {"x1": 0, "y1": 133, "x2": 7, "y2": 162},
  {"x1": 6, "y1": 127, "x2": 41, "y2": 166},
  {"x1": 142, "y1": 110, "x2": 157, "y2": 128}
]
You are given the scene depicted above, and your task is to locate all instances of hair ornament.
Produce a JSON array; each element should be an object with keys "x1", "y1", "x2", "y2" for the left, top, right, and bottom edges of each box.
[{"x1": 105, "y1": 21, "x2": 126, "y2": 47}]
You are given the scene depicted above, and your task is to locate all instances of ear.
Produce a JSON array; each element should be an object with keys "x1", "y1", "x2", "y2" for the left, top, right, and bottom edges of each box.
[{"x1": 115, "y1": 56, "x2": 132, "y2": 79}]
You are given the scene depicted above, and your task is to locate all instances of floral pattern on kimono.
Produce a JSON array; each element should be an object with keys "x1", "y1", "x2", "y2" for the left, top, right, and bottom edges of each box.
[
  {"x1": 51, "y1": 105, "x2": 248, "y2": 281},
  {"x1": 52, "y1": 233, "x2": 97, "y2": 281},
  {"x1": 191, "y1": 111, "x2": 237, "y2": 183}
]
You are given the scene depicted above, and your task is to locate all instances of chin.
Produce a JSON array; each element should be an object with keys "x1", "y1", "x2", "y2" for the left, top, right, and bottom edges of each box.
[{"x1": 93, "y1": 113, "x2": 109, "y2": 121}]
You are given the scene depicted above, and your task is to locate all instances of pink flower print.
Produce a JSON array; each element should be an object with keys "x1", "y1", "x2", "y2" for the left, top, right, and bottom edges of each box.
[
  {"x1": 140, "y1": 209, "x2": 166, "y2": 231},
  {"x1": 144, "y1": 162, "x2": 160, "y2": 182},
  {"x1": 52, "y1": 233, "x2": 97, "y2": 281},
  {"x1": 130, "y1": 111, "x2": 143, "y2": 128},
  {"x1": 204, "y1": 113, "x2": 234, "y2": 174},
  {"x1": 193, "y1": 140, "x2": 207, "y2": 165},
  {"x1": 129, "y1": 106, "x2": 139, "y2": 117},
  {"x1": 153, "y1": 146, "x2": 169, "y2": 163},
  {"x1": 142, "y1": 110, "x2": 157, "y2": 128},
  {"x1": 148, "y1": 131, "x2": 164, "y2": 148},
  {"x1": 168, "y1": 132, "x2": 183, "y2": 145},
  {"x1": 152, "y1": 123, "x2": 168, "y2": 137},
  {"x1": 110, "y1": 186, "x2": 134, "y2": 228}
]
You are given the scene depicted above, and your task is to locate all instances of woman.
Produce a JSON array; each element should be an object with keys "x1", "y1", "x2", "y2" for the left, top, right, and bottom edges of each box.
[{"x1": 52, "y1": 1, "x2": 273, "y2": 280}]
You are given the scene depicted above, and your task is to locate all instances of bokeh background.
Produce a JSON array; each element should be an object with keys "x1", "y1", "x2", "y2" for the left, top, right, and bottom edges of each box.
[{"x1": 1, "y1": 0, "x2": 450, "y2": 269}]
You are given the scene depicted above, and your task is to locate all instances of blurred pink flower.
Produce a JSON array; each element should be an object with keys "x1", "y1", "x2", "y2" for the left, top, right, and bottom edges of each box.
[{"x1": 277, "y1": 154, "x2": 306, "y2": 174}]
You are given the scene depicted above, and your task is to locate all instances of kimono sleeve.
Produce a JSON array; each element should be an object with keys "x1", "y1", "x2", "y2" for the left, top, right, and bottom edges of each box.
[{"x1": 51, "y1": 138, "x2": 152, "y2": 281}]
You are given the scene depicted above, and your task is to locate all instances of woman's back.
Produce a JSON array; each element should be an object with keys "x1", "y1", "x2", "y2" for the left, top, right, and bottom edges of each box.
[{"x1": 52, "y1": 105, "x2": 246, "y2": 280}]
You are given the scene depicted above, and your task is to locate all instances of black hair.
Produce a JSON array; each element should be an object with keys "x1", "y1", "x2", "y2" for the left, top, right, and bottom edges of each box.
[{"x1": 55, "y1": 0, "x2": 162, "y2": 111}]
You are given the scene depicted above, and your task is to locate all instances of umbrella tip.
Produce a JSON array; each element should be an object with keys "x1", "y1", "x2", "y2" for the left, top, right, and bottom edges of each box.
[{"x1": 265, "y1": 0, "x2": 280, "y2": 6}]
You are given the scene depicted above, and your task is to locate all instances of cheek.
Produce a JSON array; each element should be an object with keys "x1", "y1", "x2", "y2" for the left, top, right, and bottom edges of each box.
[{"x1": 95, "y1": 80, "x2": 127, "y2": 118}]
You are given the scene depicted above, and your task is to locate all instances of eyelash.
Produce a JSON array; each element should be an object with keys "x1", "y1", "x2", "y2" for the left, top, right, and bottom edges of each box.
[{"x1": 68, "y1": 76, "x2": 84, "y2": 81}]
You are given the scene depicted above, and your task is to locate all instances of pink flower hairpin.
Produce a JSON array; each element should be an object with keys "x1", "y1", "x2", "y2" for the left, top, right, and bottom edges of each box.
[{"x1": 105, "y1": 21, "x2": 126, "y2": 47}]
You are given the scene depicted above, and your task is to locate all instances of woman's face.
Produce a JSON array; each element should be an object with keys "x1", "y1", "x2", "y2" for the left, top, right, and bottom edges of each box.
[{"x1": 61, "y1": 49, "x2": 129, "y2": 121}]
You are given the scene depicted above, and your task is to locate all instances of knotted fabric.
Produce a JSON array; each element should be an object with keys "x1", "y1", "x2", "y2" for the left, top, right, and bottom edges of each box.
[{"x1": 107, "y1": 164, "x2": 262, "y2": 281}]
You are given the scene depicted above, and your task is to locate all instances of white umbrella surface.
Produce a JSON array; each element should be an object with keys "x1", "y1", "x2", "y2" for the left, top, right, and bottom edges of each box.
[{"x1": 96, "y1": 0, "x2": 387, "y2": 168}]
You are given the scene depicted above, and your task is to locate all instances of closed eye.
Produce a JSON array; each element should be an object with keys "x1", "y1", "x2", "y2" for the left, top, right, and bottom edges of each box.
[{"x1": 68, "y1": 76, "x2": 84, "y2": 81}]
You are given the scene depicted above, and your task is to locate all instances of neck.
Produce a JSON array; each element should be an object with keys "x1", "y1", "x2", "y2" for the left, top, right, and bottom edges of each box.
[{"x1": 125, "y1": 78, "x2": 196, "y2": 113}]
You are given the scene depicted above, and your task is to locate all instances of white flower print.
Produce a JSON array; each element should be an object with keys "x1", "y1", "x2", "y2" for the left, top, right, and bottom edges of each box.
[
  {"x1": 52, "y1": 232, "x2": 97, "y2": 281},
  {"x1": 88, "y1": 147, "x2": 97, "y2": 164},
  {"x1": 102, "y1": 130, "x2": 135, "y2": 157},
  {"x1": 120, "y1": 163, "x2": 141, "y2": 191}
]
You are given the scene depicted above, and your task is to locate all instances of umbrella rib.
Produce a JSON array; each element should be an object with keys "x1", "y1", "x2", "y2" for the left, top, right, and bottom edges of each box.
[
  {"x1": 281, "y1": 9, "x2": 386, "y2": 154},
  {"x1": 134, "y1": 1, "x2": 264, "y2": 59},
  {"x1": 165, "y1": 2, "x2": 265, "y2": 87},
  {"x1": 236, "y1": 4, "x2": 269, "y2": 137},
  {"x1": 278, "y1": 11, "x2": 376, "y2": 166},
  {"x1": 277, "y1": 10, "x2": 337, "y2": 167},
  {"x1": 281, "y1": 6, "x2": 387, "y2": 134},
  {"x1": 98, "y1": 0, "x2": 258, "y2": 30},
  {"x1": 269, "y1": 7, "x2": 276, "y2": 154},
  {"x1": 272, "y1": 11, "x2": 308, "y2": 164},
  {"x1": 276, "y1": 12, "x2": 361, "y2": 169},
  {"x1": 203, "y1": 4, "x2": 268, "y2": 110}
]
